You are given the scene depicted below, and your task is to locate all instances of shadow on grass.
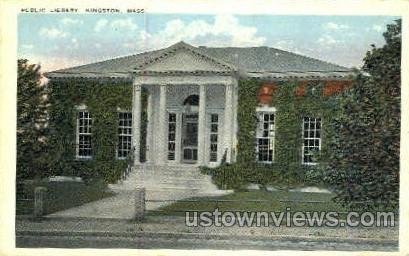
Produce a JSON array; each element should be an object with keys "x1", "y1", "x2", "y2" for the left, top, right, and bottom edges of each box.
[
  {"x1": 148, "y1": 190, "x2": 348, "y2": 217},
  {"x1": 16, "y1": 179, "x2": 114, "y2": 215}
]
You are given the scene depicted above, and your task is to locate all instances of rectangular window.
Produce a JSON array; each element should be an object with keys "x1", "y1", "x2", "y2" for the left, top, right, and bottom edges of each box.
[
  {"x1": 167, "y1": 113, "x2": 177, "y2": 160},
  {"x1": 117, "y1": 112, "x2": 132, "y2": 159},
  {"x1": 256, "y1": 111, "x2": 275, "y2": 163},
  {"x1": 302, "y1": 117, "x2": 322, "y2": 164},
  {"x1": 77, "y1": 110, "x2": 92, "y2": 158},
  {"x1": 209, "y1": 114, "x2": 219, "y2": 162}
]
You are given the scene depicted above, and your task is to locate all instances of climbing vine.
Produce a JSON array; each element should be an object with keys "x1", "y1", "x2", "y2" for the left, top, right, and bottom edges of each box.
[
  {"x1": 48, "y1": 79, "x2": 147, "y2": 183},
  {"x1": 48, "y1": 78, "x2": 344, "y2": 187},
  {"x1": 202, "y1": 79, "x2": 342, "y2": 190}
]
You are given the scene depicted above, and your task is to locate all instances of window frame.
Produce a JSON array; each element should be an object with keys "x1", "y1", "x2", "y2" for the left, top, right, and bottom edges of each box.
[
  {"x1": 75, "y1": 106, "x2": 93, "y2": 160},
  {"x1": 255, "y1": 106, "x2": 276, "y2": 164},
  {"x1": 167, "y1": 112, "x2": 177, "y2": 161},
  {"x1": 301, "y1": 116, "x2": 322, "y2": 165},
  {"x1": 209, "y1": 113, "x2": 219, "y2": 162},
  {"x1": 116, "y1": 110, "x2": 133, "y2": 160}
]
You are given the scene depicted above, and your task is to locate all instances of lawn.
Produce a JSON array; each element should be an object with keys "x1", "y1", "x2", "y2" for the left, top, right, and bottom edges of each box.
[
  {"x1": 16, "y1": 178, "x2": 114, "y2": 215},
  {"x1": 151, "y1": 190, "x2": 348, "y2": 216}
]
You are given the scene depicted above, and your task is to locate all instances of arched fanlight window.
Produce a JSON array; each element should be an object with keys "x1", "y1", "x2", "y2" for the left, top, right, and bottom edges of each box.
[
  {"x1": 183, "y1": 95, "x2": 199, "y2": 106},
  {"x1": 183, "y1": 95, "x2": 199, "y2": 112}
]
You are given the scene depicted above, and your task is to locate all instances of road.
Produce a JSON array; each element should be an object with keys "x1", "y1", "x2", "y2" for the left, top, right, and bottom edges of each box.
[{"x1": 16, "y1": 233, "x2": 398, "y2": 251}]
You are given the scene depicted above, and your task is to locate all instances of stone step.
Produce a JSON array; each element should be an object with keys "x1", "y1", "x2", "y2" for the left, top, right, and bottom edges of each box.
[
  {"x1": 116, "y1": 181, "x2": 218, "y2": 190},
  {"x1": 135, "y1": 164, "x2": 200, "y2": 170},
  {"x1": 129, "y1": 173, "x2": 206, "y2": 181},
  {"x1": 108, "y1": 164, "x2": 232, "y2": 209},
  {"x1": 120, "y1": 181, "x2": 218, "y2": 191},
  {"x1": 135, "y1": 166, "x2": 200, "y2": 172},
  {"x1": 130, "y1": 175, "x2": 213, "y2": 183},
  {"x1": 123, "y1": 166, "x2": 213, "y2": 188},
  {"x1": 134, "y1": 181, "x2": 215, "y2": 188},
  {"x1": 132, "y1": 167, "x2": 203, "y2": 173},
  {"x1": 122, "y1": 170, "x2": 213, "y2": 182}
]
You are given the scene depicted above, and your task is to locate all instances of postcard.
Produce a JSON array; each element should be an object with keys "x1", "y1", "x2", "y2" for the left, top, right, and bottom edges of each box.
[{"x1": 1, "y1": 0, "x2": 408, "y2": 255}]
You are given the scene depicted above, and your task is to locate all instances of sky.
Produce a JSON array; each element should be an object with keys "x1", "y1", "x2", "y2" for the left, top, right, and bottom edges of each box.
[{"x1": 18, "y1": 14, "x2": 399, "y2": 72}]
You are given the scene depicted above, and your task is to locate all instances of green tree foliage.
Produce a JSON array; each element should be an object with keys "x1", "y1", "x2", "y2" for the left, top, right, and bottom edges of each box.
[
  {"x1": 17, "y1": 59, "x2": 50, "y2": 180},
  {"x1": 325, "y1": 20, "x2": 401, "y2": 210}
]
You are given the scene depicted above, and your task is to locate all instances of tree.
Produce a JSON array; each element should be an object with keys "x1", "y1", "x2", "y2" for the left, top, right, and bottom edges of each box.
[
  {"x1": 326, "y1": 20, "x2": 401, "y2": 210},
  {"x1": 17, "y1": 59, "x2": 50, "y2": 180}
]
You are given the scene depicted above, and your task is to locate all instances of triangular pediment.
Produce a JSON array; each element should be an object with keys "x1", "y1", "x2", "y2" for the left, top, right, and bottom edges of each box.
[{"x1": 134, "y1": 41, "x2": 236, "y2": 73}]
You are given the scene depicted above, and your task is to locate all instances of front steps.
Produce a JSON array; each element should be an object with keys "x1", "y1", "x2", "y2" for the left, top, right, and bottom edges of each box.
[{"x1": 109, "y1": 164, "x2": 232, "y2": 210}]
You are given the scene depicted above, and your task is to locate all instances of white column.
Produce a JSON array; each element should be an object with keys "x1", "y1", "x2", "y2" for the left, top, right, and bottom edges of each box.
[
  {"x1": 198, "y1": 84, "x2": 207, "y2": 165},
  {"x1": 175, "y1": 112, "x2": 182, "y2": 164},
  {"x1": 158, "y1": 85, "x2": 167, "y2": 164},
  {"x1": 132, "y1": 82, "x2": 142, "y2": 164},
  {"x1": 231, "y1": 81, "x2": 239, "y2": 162},
  {"x1": 145, "y1": 90, "x2": 153, "y2": 163},
  {"x1": 223, "y1": 83, "x2": 233, "y2": 163}
]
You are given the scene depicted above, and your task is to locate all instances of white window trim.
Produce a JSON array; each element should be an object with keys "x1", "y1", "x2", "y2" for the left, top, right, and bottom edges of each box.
[
  {"x1": 209, "y1": 113, "x2": 219, "y2": 163},
  {"x1": 256, "y1": 106, "x2": 277, "y2": 112},
  {"x1": 75, "y1": 106, "x2": 92, "y2": 160},
  {"x1": 76, "y1": 104, "x2": 87, "y2": 110},
  {"x1": 206, "y1": 110, "x2": 223, "y2": 167},
  {"x1": 116, "y1": 110, "x2": 133, "y2": 160},
  {"x1": 301, "y1": 117, "x2": 322, "y2": 165},
  {"x1": 167, "y1": 111, "x2": 177, "y2": 161},
  {"x1": 255, "y1": 106, "x2": 276, "y2": 164}
]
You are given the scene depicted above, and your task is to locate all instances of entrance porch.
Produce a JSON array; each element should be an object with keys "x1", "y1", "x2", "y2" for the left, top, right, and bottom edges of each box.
[{"x1": 131, "y1": 75, "x2": 238, "y2": 168}]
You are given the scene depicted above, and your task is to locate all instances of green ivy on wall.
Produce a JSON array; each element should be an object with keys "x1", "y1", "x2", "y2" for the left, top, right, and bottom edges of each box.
[
  {"x1": 202, "y1": 79, "x2": 339, "y2": 190},
  {"x1": 48, "y1": 79, "x2": 147, "y2": 183},
  {"x1": 48, "y1": 78, "x2": 340, "y2": 187}
]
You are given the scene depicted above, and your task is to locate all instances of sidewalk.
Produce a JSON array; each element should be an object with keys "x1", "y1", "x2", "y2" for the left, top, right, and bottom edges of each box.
[
  {"x1": 45, "y1": 188, "x2": 208, "y2": 219},
  {"x1": 45, "y1": 191, "x2": 137, "y2": 219}
]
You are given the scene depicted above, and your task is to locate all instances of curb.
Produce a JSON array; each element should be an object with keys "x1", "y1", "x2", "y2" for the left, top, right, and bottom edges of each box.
[
  {"x1": 16, "y1": 230, "x2": 398, "y2": 245},
  {"x1": 17, "y1": 215, "x2": 400, "y2": 227}
]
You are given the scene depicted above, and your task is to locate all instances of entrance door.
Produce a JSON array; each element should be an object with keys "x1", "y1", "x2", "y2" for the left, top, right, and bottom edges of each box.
[{"x1": 182, "y1": 114, "x2": 198, "y2": 163}]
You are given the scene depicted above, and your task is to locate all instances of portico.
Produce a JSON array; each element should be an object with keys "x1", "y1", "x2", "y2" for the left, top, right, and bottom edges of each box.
[
  {"x1": 131, "y1": 75, "x2": 237, "y2": 167},
  {"x1": 125, "y1": 42, "x2": 239, "y2": 168}
]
